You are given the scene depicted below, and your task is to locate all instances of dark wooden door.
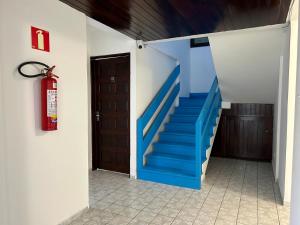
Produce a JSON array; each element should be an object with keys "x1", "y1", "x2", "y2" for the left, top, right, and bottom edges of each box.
[
  {"x1": 91, "y1": 53, "x2": 130, "y2": 173},
  {"x1": 212, "y1": 104, "x2": 273, "y2": 161}
]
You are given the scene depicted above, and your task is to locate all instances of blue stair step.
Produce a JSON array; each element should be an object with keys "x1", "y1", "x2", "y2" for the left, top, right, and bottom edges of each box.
[
  {"x1": 147, "y1": 152, "x2": 195, "y2": 175},
  {"x1": 170, "y1": 114, "x2": 198, "y2": 123},
  {"x1": 139, "y1": 166, "x2": 200, "y2": 189},
  {"x1": 153, "y1": 142, "x2": 195, "y2": 156},
  {"x1": 175, "y1": 106, "x2": 202, "y2": 115},
  {"x1": 165, "y1": 122, "x2": 195, "y2": 133},
  {"x1": 159, "y1": 131, "x2": 195, "y2": 144}
]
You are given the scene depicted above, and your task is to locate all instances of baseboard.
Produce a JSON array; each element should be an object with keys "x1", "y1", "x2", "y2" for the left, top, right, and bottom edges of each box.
[
  {"x1": 130, "y1": 174, "x2": 137, "y2": 179},
  {"x1": 59, "y1": 207, "x2": 89, "y2": 225},
  {"x1": 274, "y1": 181, "x2": 291, "y2": 206}
]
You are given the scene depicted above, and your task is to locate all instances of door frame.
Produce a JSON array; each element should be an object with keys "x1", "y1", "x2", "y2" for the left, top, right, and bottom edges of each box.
[{"x1": 90, "y1": 53, "x2": 131, "y2": 172}]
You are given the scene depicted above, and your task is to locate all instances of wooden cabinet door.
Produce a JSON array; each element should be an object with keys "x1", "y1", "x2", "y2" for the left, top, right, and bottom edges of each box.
[{"x1": 212, "y1": 104, "x2": 273, "y2": 161}]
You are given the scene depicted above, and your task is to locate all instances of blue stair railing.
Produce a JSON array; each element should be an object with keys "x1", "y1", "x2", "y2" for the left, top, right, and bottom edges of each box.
[
  {"x1": 137, "y1": 65, "x2": 180, "y2": 175},
  {"x1": 195, "y1": 77, "x2": 222, "y2": 183}
]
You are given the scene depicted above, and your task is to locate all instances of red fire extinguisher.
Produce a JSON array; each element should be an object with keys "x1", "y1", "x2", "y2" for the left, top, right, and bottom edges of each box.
[
  {"x1": 41, "y1": 66, "x2": 59, "y2": 131},
  {"x1": 17, "y1": 61, "x2": 59, "y2": 131}
]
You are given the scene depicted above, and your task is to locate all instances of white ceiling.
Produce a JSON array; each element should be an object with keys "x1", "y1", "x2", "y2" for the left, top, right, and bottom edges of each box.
[{"x1": 209, "y1": 27, "x2": 290, "y2": 104}]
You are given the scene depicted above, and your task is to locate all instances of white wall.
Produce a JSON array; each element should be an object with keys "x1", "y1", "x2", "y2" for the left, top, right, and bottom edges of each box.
[
  {"x1": 150, "y1": 40, "x2": 190, "y2": 97},
  {"x1": 151, "y1": 40, "x2": 218, "y2": 95},
  {"x1": 136, "y1": 47, "x2": 177, "y2": 117},
  {"x1": 291, "y1": 99, "x2": 300, "y2": 225},
  {"x1": 272, "y1": 0, "x2": 299, "y2": 206},
  {"x1": 190, "y1": 46, "x2": 216, "y2": 93},
  {"x1": 273, "y1": 64, "x2": 281, "y2": 180},
  {"x1": 87, "y1": 18, "x2": 137, "y2": 176},
  {"x1": 0, "y1": 102, "x2": 8, "y2": 223},
  {"x1": 0, "y1": 0, "x2": 8, "y2": 217},
  {"x1": 277, "y1": 22, "x2": 296, "y2": 204},
  {"x1": 290, "y1": 0, "x2": 300, "y2": 223},
  {"x1": 0, "y1": 1, "x2": 89, "y2": 225},
  {"x1": 281, "y1": 0, "x2": 299, "y2": 205},
  {"x1": 209, "y1": 28, "x2": 288, "y2": 103},
  {"x1": 274, "y1": 30, "x2": 291, "y2": 204},
  {"x1": 0, "y1": 15, "x2": 8, "y2": 222}
]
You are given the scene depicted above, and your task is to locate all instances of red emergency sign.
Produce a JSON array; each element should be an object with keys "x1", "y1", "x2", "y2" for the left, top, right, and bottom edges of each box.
[{"x1": 31, "y1": 26, "x2": 50, "y2": 52}]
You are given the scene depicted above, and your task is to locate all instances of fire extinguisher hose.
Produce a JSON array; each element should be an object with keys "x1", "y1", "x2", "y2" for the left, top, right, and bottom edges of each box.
[{"x1": 17, "y1": 61, "x2": 50, "y2": 78}]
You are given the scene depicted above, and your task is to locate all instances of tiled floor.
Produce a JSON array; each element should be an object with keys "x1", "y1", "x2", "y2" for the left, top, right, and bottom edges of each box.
[{"x1": 66, "y1": 158, "x2": 290, "y2": 225}]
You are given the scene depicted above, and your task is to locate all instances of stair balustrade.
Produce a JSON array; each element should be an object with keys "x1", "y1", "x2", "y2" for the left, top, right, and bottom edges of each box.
[
  {"x1": 195, "y1": 77, "x2": 222, "y2": 185},
  {"x1": 137, "y1": 65, "x2": 180, "y2": 174}
]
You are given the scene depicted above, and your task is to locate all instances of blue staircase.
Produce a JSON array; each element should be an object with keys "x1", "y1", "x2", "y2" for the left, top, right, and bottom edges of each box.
[{"x1": 137, "y1": 65, "x2": 222, "y2": 189}]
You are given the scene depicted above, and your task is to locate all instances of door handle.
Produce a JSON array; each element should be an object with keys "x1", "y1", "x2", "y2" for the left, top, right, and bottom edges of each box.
[{"x1": 96, "y1": 111, "x2": 103, "y2": 122}]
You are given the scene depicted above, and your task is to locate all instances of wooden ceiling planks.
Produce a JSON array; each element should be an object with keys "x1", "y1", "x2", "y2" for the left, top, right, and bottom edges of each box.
[{"x1": 60, "y1": 0, "x2": 292, "y2": 41}]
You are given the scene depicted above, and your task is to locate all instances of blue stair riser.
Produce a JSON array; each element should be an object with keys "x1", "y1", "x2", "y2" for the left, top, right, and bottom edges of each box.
[
  {"x1": 138, "y1": 169, "x2": 200, "y2": 189},
  {"x1": 202, "y1": 143, "x2": 208, "y2": 153},
  {"x1": 208, "y1": 127, "x2": 214, "y2": 137},
  {"x1": 180, "y1": 98, "x2": 205, "y2": 107},
  {"x1": 159, "y1": 133, "x2": 195, "y2": 144},
  {"x1": 165, "y1": 123, "x2": 195, "y2": 133},
  {"x1": 147, "y1": 155, "x2": 195, "y2": 175},
  {"x1": 153, "y1": 143, "x2": 194, "y2": 156},
  {"x1": 170, "y1": 115, "x2": 198, "y2": 123},
  {"x1": 203, "y1": 142, "x2": 211, "y2": 150},
  {"x1": 202, "y1": 123, "x2": 215, "y2": 139},
  {"x1": 175, "y1": 107, "x2": 202, "y2": 114},
  {"x1": 189, "y1": 93, "x2": 208, "y2": 98}
]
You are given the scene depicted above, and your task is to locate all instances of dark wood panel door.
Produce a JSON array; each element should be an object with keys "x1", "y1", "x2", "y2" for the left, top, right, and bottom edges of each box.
[
  {"x1": 212, "y1": 104, "x2": 273, "y2": 161},
  {"x1": 226, "y1": 116, "x2": 268, "y2": 160},
  {"x1": 91, "y1": 54, "x2": 130, "y2": 174}
]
